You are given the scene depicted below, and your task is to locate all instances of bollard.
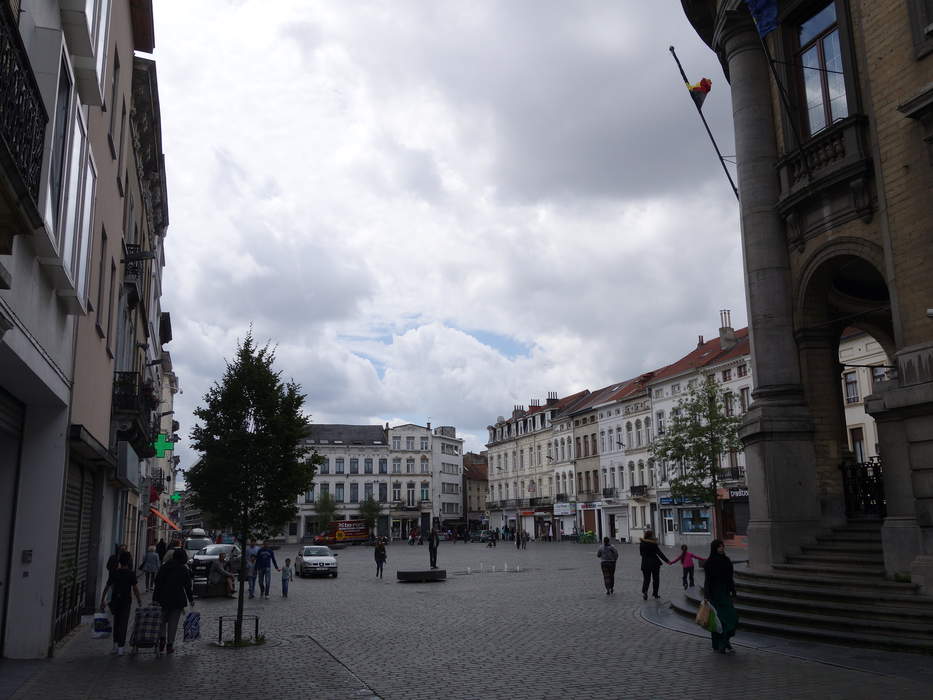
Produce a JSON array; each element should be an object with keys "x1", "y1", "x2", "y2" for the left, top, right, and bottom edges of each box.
[{"x1": 467, "y1": 566, "x2": 471, "y2": 575}]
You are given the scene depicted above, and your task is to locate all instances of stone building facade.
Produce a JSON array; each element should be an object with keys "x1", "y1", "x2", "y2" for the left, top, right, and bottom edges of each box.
[{"x1": 683, "y1": 0, "x2": 933, "y2": 588}]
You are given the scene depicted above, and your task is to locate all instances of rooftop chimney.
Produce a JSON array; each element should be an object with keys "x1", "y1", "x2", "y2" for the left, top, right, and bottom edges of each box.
[
  {"x1": 719, "y1": 309, "x2": 737, "y2": 351},
  {"x1": 546, "y1": 391, "x2": 558, "y2": 406},
  {"x1": 697, "y1": 335, "x2": 704, "y2": 348}
]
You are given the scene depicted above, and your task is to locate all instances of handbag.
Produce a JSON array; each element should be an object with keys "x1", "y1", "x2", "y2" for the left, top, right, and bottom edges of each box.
[
  {"x1": 91, "y1": 612, "x2": 112, "y2": 639},
  {"x1": 706, "y1": 601, "x2": 724, "y2": 634},
  {"x1": 183, "y1": 611, "x2": 201, "y2": 642},
  {"x1": 694, "y1": 599, "x2": 711, "y2": 628}
]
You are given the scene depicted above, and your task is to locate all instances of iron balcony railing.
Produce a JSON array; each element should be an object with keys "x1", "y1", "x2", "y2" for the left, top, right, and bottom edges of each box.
[
  {"x1": 0, "y1": 2, "x2": 48, "y2": 205},
  {"x1": 717, "y1": 467, "x2": 745, "y2": 482},
  {"x1": 602, "y1": 487, "x2": 618, "y2": 498},
  {"x1": 630, "y1": 485, "x2": 648, "y2": 498}
]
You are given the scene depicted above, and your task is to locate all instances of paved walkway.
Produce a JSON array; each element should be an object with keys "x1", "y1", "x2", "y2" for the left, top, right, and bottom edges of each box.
[{"x1": 3, "y1": 541, "x2": 930, "y2": 699}]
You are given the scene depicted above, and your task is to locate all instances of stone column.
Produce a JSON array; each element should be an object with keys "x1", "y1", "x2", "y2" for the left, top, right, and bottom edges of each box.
[{"x1": 715, "y1": 11, "x2": 821, "y2": 569}]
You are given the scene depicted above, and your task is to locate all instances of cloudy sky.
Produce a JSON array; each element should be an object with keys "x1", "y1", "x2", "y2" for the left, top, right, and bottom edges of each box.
[{"x1": 152, "y1": 1, "x2": 745, "y2": 470}]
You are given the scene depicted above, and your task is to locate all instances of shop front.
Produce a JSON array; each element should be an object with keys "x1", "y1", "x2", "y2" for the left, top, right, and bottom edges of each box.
[
  {"x1": 658, "y1": 495, "x2": 710, "y2": 548},
  {"x1": 553, "y1": 501, "x2": 576, "y2": 540},
  {"x1": 721, "y1": 486, "x2": 749, "y2": 540},
  {"x1": 578, "y1": 501, "x2": 601, "y2": 538}
]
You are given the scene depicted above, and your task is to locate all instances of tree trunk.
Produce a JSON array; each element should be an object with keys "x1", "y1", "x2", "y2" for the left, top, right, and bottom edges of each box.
[{"x1": 235, "y1": 529, "x2": 247, "y2": 644}]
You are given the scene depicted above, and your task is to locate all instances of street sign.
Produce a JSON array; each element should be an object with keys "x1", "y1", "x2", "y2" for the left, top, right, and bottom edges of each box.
[{"x1": 153, "y1": 433, "x2": 174, "y2": 458}]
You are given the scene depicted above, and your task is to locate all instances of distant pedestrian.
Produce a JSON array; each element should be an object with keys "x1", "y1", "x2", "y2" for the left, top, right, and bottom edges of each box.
[
  {"x1": 246, "y1": 555, "x2": 257, "y2": 598},
  {"x1": 140, "y1": 545, "x2": 161, "y2": 591},
  {"x1": 521, "y1": 531, "x2": 529, "y2": 550},
  {"x1": 427, "y1": 528, "x2": 440, "y2": 569},
  {"x1": 669, "y1": 544, "x2": 706, "y2": 589},
  {"x1": 515, "y1": 529, "x2": 521, "y2": 550},
  {"x1": 100, "y1": 551, "x2": 142, "y2": 655},
  {"x1": 702, "y1": 539, "x2": 738, "y2": 653},
  {"x1": 209, "y1": 551, "x2": 236, "y2": 597},
  {"x1": 162, "y1": 539, "x2": 185, "y2": 565},
  {"x1": 281, "y1": 558, "x2": 294, "y2": 597},
  {"x1": 639, "y1": 530, "x2": 670, "y2": 600},
  {"x1": 596, "y1": 537, "x2": 619, "y2": 595},
  {"x1": 374, "y1": 538, "x2": 387, "y2": 578},
  {"x1": 255, "y1": 541, "x2": 279, "y2": 598},
  {"x1": 156, "y1": 538, "x2": 167, "y2": 560},
  {"x1": 153, "y1": 548, "x2": 194, "y2": 655}
]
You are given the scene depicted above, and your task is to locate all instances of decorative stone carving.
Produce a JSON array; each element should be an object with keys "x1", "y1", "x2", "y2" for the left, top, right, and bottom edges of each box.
[
  {"x1": 898, "y1": 82, "x2": 933, "y2": 165},
  {"x1": 897, "y1": 342, "x2": 933, "y2": 388}
]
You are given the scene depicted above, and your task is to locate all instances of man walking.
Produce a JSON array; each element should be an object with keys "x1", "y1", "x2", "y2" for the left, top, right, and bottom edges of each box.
[
  {"x1": 427, "y1": 528, "x2": 440, "y2": 569},
  {"x1": 255, "y1": 541, "x2": 279, "y2": 598}
]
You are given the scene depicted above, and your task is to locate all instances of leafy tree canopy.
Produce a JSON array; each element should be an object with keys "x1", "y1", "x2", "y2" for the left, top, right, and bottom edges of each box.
[
  {"x1": 650, "y1": 376, "x2": 743, "y2": 506},
  {"x1": 357, "y1": 495, "x2": 382, "y2": 533},
  {"x1": 187, "y1": 331, "x2": 319, "y2": 543},
  {"x1": 314, "y1": 490, "x2": 338, "y2": 530}
]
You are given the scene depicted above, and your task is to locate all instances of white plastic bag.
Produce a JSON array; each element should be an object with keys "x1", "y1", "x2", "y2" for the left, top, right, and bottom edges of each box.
[{"x1": 91, "y1": 612, "x2": 112, "y2": 639}]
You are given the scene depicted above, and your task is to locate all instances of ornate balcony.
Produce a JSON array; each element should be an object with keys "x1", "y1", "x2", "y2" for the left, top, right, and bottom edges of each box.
[
  {"x1": 776, "y1": 115, "x2": 874, "y2": 252},
  {"x1": 0, "y1": 3, "x2": 49, "y2": 232},
  {"x1": 602, "y1": 487, "x2": 618, "y2": 498},
  {"x1": 112, "y1": 371, "x2": 158, "y2": 458},
  {"x1": 629, "y1": 485, "x2": 649, "y2": 499}
]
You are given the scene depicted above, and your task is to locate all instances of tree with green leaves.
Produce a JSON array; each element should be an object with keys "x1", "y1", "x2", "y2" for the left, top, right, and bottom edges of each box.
[
  {"x1": 650, "y1": 376, "x2": 743, "y2": 538},
  {"x1": 357, "y1": 495, "x2": 382, "y2": 539},
  {"x1": 313, "y1": 490, "x2": 338, "y2": 534},
  {"x1": 187, "y1": 331, "x2": 319, "y2": 644}
]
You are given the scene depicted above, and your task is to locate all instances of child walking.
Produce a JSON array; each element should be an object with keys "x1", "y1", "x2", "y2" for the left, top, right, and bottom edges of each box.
[
  {"x1": 281, "y1": 558, "x2": 294, "y2": 598},
  {"x1": 668, "y1": 544, "x2": 705, "y2": 589}
]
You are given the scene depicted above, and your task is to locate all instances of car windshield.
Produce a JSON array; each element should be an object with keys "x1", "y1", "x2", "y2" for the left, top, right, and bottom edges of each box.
[
  {"x1": 302, "y1": 547, "x2": 331, "y2": 557},
  {"x1": 185, "y1": 538, "x2": 212, "y2": 551},
  {"x1": 198, "y1": 545, "x2": 234, "y2": 556}
]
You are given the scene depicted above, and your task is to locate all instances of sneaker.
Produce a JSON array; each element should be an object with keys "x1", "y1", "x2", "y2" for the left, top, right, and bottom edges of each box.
[{"x1": 117, "y1": 647, "x2": 126, "y2": 656}]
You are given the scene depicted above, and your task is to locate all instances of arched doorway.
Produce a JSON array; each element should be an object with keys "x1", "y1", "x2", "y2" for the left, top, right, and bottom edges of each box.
[{"x1": 796, "y1": 252, "x2": 894, "y2": 527}]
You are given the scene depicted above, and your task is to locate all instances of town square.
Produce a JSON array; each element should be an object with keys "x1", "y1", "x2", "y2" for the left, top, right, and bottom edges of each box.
[{"x1": 1, "y1": 1, "x2": 933, "y2": 698}]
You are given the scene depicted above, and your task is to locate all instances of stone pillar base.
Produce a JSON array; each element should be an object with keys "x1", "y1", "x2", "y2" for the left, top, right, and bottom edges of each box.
[
  {"x1": 910, "y1": 555, "x2": 933, "y2": 594},
  {"x1": 882, "y1": 516, "x2": 921, "y2": 578}
]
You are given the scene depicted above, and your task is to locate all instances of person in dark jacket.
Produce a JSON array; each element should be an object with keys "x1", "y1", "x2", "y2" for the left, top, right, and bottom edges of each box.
[
  {"x1": 100, "y1": 551, "x2": 142, "y2": 655},
  {"x1": 702, "y1": 539, "x2": 738, "y2": 653},
  {"x1": 153, "y1": 548, "x2": 194, "y2": 654},
  {"x1": 156, "y1": 538, "x2": 167, "y2": 560},
  {"x1": 639, "y1": 530, "x2": 670, "y2": 600},
  {"x1": 596, "y1": 537, "x2": 619, "y2": 595},
  {"x1": 374, "y1": 538, "x2": 388, "y2": 578}
]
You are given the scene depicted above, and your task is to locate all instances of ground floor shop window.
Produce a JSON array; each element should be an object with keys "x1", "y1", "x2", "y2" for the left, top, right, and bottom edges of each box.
[
  {"x1": 662, "y1": 508, "x2": 675, "y2": 534},
  {"x1": 679, "y1": 507, "x2": 711, "y2": 533}
]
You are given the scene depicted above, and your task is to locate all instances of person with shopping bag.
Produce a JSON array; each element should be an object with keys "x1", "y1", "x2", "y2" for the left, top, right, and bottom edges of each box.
[
  {"x1": 100, "y1": 551, "x2": 142, "y2": 655},
  {"x1": 153, "y1": 548, "x2": 194, "y2": 654},
  {"x1": 701, "y1": 538, "x2": 738, "y2": 653}
]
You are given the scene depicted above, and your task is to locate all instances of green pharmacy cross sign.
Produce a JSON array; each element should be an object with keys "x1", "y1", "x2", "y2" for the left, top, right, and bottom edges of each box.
[
  {"x1": 170, "y1": 491, "x2": 182, "y2": 503},
  {"x1": 153, "y1": 433, "x2": 174, "y2": 458}
]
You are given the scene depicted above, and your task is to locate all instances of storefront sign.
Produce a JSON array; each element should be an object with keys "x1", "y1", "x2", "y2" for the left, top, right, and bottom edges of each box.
[
  {"x1": 729, "y1": 487, "x2": 749, "y2": 500},
  {"x1": 553, "y1": 502, "x2": 576, "y2": 516},
  {"x1": 659, "y1": 496, "x2": 704, "y2": 505},
  {"x1": 519, "y1": 510, "x2": 535, "y2": 516},
  {"x1": 533, "y1": 512, "x2": 548, "y2": 517}
]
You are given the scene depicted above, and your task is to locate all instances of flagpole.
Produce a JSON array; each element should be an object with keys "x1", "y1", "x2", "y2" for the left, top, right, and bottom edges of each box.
[{"x1": 669, "y1": 46, "x2": 739, "y2": 200}]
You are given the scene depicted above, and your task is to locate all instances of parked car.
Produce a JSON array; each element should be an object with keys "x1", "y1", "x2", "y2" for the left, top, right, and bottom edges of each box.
[
  {"x1": 295, "y1": 545, "x2": 338, "y2": 578},
  {"x1": 469, "y1": 530, "x2": 491, "y2": 543},
  {"x1": 183, "y1": 536, "x2": 213, "y2": 562},
  {"x1": 190, "y1": 544, "x2": 242, "y2": 595}
]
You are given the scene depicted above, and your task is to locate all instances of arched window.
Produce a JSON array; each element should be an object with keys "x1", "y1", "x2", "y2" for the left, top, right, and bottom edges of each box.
[
  {"x1": 420, "y1": 481, "x2": 429, "y2": 501},
  {"x1": 600, "y1": 430, "x2": 606, "y2": 453},
  {"x1": 626, "y1": 422, "x2": 633, "y2": 447},
  {"x1": 645, "y1": 417, "x2": 652, "y2": 442},
  {"x1": 635, "y1": 419, "x2": 643, "y2": 447},
  {"x1": 647, "y1": 459, "x2": 656, "y2": 487},
  {"x1": 638, "y1": 460, "x2": 645, "y2": 485},
  {"x1": 628, "y1": 461, "x2": 635, "y2": 487},
  {"x1": 406, "y1": 458, "x2": 414, "y2": 473},
  {"x1": 420, "y1": 456, "x2": 429, "y2": 473}
]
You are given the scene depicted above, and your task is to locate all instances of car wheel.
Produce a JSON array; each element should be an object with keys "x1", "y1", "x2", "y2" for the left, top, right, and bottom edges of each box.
[{"x1": 332, "y1": 572, "x2": 338, "y2": 578}]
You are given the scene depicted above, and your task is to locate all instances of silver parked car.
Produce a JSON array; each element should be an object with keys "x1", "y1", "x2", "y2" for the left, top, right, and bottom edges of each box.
[{"x1": 295, "y1": 545, "x2": 338, "y2": 578}]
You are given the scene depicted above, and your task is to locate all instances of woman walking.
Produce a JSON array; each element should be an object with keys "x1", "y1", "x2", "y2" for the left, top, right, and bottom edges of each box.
[
  {"x1": 639, "y1": 530, "x2": 670, "y2": 600},
  {"x1": 596, "y1": 537, "x2": 619, "y2": 595},
  {"x1": 374, "y1": 537, "x2": 387, "y2": 578},
  {"x1": 140, "y1": 545, "x2": 161, "y2": 592},
  {"x1": 153, "y1": 548, "x2": 194, "y2": 654},
  {"x1": 702, "y1": 539, "x2": 738, "y2": 653},
  {"x1": 668, "y1": 544, "x2": 705, "y2": 589},
  {"x1": 100, "y1": 551, "x2": 142, "y2": 655}
]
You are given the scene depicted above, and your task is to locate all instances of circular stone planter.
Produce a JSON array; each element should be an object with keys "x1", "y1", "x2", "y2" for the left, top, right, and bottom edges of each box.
[{"x1": 397, "y1": 569, "x2": 447, "y2": 582}]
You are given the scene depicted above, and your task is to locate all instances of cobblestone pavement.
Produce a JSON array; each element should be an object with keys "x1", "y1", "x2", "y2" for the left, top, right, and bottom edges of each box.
[{"x1": 6, "y1": 541, "x2": 931, "y2": 699}]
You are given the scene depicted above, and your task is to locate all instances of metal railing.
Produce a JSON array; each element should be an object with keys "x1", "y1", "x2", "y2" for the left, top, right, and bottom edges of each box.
[
  {"x1": 0, "y1": 2, "x2": 48, "y2": 205},
  {"x1": 630, "y1": 485, "x2": 648, "y2": 498},
  {"x1": 841, "y1": 457, "x2": 885, "y2": 519},
  {"x1": 602, "y1": 487, "x2": 618, "y2": 498}
]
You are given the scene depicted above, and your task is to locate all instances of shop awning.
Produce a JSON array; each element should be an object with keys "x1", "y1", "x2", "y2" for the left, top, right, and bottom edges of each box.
[{"x1": 150, "y1": 507, "x2": 180, "y2": 531}]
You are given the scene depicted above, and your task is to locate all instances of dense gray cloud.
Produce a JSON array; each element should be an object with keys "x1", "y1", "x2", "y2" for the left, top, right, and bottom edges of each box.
[{"x1": 154, "y1": 1, "x2": 746, "y2": 473}]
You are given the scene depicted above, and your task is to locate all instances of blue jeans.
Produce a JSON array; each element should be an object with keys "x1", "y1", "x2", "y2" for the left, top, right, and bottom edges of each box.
[
  {"x1": 258, "y1": 567, "x2": 271, "y2": 595},
  {"x1": 282, "y1": 578, "x2": 289, "y2": 596},
  {"x1": 248, "y1": 575, "x2": 256, "y2": 597}
]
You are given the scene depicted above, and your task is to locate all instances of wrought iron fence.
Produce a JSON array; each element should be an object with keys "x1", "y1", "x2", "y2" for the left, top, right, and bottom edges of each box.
[
  {"x1": 0, "y1": 2, "x2": 48, "y2": 204},
  {"x1": 840, "y1": 457, "x2": 885, "y2": 519}
]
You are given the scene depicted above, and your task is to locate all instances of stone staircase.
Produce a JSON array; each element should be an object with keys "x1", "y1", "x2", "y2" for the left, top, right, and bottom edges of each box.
[{"x1": 670, "y1": 521, "x2": 933, "y2": 653}]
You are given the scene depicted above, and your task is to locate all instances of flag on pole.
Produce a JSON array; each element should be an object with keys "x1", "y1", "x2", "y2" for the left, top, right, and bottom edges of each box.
[
  {"x1": 688, "y1": 78, "x2": 712, "y2": 109},
  {"x1": 745, "y1": 0, "x2": 779, "y2": 37}
]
